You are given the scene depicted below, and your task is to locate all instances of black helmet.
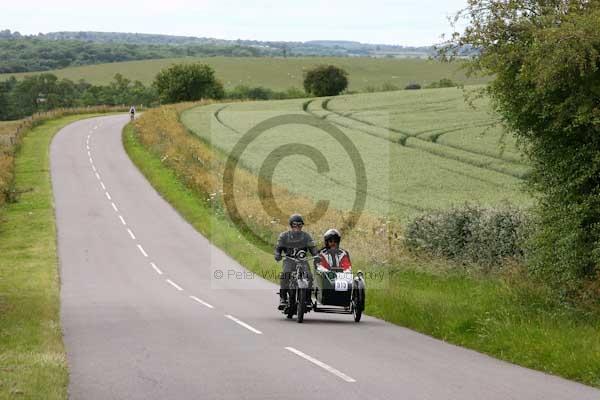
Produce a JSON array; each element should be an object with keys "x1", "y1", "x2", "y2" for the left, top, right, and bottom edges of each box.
[
  {"x1": 323, "y1": 228, "x2": 341, "y2": 244},
  {"x1": 288, "y1": 213, "x2": 304, "y2": 226}
]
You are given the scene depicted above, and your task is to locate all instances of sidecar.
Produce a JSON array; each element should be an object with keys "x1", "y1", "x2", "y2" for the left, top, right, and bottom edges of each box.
[{"x1": 313, "y1": 268, "x2": 365, "y2": 322}]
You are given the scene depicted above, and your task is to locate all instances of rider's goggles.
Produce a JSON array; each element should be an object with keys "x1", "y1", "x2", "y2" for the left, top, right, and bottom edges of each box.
[{"x1": 291, "y1": 222, "x2": 304, "y2": 228}]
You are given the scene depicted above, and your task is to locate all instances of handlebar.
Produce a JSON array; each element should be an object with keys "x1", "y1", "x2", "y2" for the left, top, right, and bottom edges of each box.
[{"x1": 283, "y1": 255, "x2": 318, "y2": 262}]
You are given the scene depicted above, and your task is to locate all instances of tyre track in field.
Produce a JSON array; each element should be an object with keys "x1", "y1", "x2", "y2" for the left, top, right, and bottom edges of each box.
[
  {"x1": 315, "y1": 98, "x2": 528, "y2": 179},
  {"x1": 214, "y1": 105, "x2": 242, "y2": 134},
  {"x1": 302, "y1": 99, "x2": 526, "y2": 188},
  {"x1": 320, "y1": 97, "x2": 526, "y2": 167}
]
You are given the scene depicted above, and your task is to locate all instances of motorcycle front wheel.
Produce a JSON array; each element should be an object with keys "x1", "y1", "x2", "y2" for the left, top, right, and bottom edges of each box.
[
  {"x1": 297, "y1": 289, "x2": 305, "y2": 323},
  {"x1": 287, "y1": 289, "x2": 296, "y2": 319}
]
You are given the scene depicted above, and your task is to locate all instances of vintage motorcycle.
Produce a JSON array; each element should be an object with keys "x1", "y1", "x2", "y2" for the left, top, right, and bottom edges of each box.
[
  {"x1": 277, "y1": 254, "x2": 366, "y2": 323},
  {"x1": 278, "y1": 255, "x2": 313, "y2": 323}
]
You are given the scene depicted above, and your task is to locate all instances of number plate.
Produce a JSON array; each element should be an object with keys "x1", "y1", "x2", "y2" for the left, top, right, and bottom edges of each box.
[{"x1": 334, "y1": 279, "x2": 349, "y2": 291}]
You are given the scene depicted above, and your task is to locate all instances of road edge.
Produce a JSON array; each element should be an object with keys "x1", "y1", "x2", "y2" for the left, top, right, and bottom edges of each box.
[{"x1": 0, "y1": 114, "x2": 107, "y2": 399}]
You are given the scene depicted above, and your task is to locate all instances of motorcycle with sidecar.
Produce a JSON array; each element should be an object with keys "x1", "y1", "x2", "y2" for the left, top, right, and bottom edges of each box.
[{"x1": 277, "y1": 255, "x2": 366, "y2": 323}]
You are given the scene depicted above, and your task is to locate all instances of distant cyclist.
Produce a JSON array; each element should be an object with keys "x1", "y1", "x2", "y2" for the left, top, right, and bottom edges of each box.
[{"x1": 129, "y1": 105, "x2": 136, "y2": 121}]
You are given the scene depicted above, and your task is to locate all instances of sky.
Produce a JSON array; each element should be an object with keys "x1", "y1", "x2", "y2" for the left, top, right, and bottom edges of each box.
[{"x1": 1, "y1": 0, "x2": 468, "y2": 46}]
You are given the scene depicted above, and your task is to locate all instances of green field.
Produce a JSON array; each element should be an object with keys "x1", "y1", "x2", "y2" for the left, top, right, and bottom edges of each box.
[
  {"x1": 181, "y1": 87, "x2": 531, "y2": 221},
  {"x1": 0, "y1": 57, "x2": 489, "y2": 91}
]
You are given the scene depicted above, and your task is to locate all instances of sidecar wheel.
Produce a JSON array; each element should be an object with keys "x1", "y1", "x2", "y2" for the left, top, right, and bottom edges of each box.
[
  {"x1": 352, "y1": 301, "x2": 362, "y2": 322},
  {"x1": 352, "y1": 288, "x2": 365, "y2": 323}
]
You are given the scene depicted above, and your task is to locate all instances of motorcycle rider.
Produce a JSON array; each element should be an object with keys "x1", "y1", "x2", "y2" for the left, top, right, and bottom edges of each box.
[
  {"x1": 274, "y1": 214, "x2": 319, "y2": 309},
  {"x1": 316, "y1": 228, "x2": 352, "y2": 272},
  {"x1": 129, "y1": 105, "x2": 136, "y2": 120}
]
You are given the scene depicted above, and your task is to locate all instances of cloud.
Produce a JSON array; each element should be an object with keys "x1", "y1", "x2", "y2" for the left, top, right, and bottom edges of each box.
[{"x1": 1, "y1": 0, "x2": 467, "y2": 46}]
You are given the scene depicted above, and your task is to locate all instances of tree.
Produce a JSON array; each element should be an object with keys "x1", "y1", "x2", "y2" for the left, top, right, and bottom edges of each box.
[
  {"x1": 0, "y1": 77, "x2": 17, "y2": 119},
  {"x1": 441, "y1": 1, "x2": 600, "y2": 297},
  {"x1": 426, "y1": 78, "x2": 457, "y2": 89},
  {"x1": 153, "y1": 63, "x2": 224, "y2": 103},
  {"x1": 11, "y1": 74, "x2": 60, "y2": 115},
  {"x1": 130, "y1": 80, "x2": 158, "y2": 107},
  {"x1": 0, "y1": 86, "x2": 9, "y2": 120},
  {"x1": 404, "y1": 83, "x2": 421, "y2": 90},
  {"x1": 303, "y1": 65, "x2": 349, "y2": 96}
]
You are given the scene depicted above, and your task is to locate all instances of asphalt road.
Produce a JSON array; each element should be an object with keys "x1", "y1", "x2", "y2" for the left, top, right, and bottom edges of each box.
[{"x1": 51, "y1": 115, "x2": 600, "y2": 399}]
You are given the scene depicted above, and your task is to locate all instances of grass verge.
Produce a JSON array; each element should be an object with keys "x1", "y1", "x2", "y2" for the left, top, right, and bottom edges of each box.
[
  {"x1": 0, "y1": 114, "x2": 101, "y2": 400},
  {"x1": 124, "y1": 121, "x2": 600, "y2": 388}
]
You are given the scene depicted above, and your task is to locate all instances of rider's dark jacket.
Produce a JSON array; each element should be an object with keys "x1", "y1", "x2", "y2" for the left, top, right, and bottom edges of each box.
[{"x1": 274, "y1": 230, "x2": 318, "y2": 268}]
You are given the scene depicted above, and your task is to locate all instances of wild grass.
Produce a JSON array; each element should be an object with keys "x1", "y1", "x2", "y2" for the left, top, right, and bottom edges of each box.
[{"x1": 0, "y1": 114, "x2": 102, "y2": 400}]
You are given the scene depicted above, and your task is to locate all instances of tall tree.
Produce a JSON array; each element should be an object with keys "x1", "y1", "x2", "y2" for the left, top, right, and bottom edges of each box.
[
  {"x1": 441, "y1": 0, "x2": 600, "y2": 297},
  {"x1": 303, "y1": 65, "x2": 349, "y2": 97},
  {"x1": 153, "y1": 63, "x2": 224, "y2": 103}
]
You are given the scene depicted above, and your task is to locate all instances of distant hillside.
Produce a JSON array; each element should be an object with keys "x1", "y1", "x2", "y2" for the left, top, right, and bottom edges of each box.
[
  {"x1": 2, "y1": 29, "x2": 435, "y2": 57},
  {"x1": 0, "y1": 30, "x2": 275, "y2": 73},
  {"x1": 0, "y1": 29, "x2": 456, "y2": 74}
]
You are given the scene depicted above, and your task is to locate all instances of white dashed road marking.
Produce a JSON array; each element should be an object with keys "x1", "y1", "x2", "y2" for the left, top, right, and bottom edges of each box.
[
  {"x1": 137, "y1": 244, "x2": 148, "y2": 257},
  {"x1": 225, "y1": 315, "x2": 262, "y2": 335},
  {"x1": 150, "y1": 262, "x2": 163, "y2": 275},
  {"x1": 285, "y1": 347, "x2": 356, "y2": 383},
  {"x1": 86, "y1": 120, "x2": 226, "y2": 321},
  {"x1": 166, "y1": 279, "x2": 184, "y2": 291},
  {"x1": 190, "y1": 296, "x2": 214, "y2": 309}
]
